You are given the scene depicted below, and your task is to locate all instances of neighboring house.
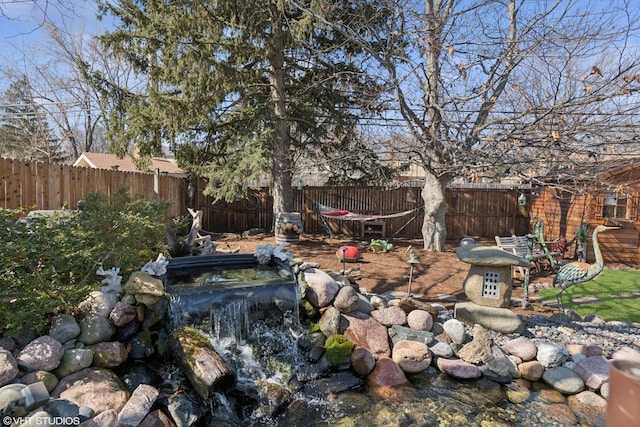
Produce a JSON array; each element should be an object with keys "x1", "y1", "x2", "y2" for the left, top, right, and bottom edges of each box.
[
  {"x1": 73, "y1": 152, "x2": 186, "y2": 178},
  {"x1": 530, "y1": 157, "x2": 640, "y2": 264}
]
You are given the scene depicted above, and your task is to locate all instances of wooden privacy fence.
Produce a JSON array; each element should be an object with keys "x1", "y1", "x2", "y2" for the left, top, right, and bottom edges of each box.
[
  {"x1": 197, "y1": 183, "x2": 532, "y2": 240},
  {"x1": 1, "y1": 157, "x2": 532, "y2": 240},
  {"x1": 0, "y1": 158, "x2": 187, "y2": 218}
]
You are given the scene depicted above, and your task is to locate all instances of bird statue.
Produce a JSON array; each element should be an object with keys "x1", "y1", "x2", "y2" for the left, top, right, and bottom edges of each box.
[{"x1": 553, "y1": 224, "x2": 619, "y2": 315}]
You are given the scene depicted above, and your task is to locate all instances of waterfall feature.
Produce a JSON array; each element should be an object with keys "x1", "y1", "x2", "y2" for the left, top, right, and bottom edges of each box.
[{"x1": 163, "y1": 253, "x2": 308, "y2": 423}]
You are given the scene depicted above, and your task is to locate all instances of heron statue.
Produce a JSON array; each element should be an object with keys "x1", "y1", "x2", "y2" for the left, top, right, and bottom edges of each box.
[{"x1": 553, "y1": 224, "x2": 619, "y2": 315}]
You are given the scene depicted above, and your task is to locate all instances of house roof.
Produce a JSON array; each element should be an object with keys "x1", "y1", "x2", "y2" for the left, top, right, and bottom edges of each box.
[
  {"x1": 73, "y1": 152, "x2": 185, "y2": 176},
  {"x1": 541, "y1": 156, "x2": 640, "y2": 190}
]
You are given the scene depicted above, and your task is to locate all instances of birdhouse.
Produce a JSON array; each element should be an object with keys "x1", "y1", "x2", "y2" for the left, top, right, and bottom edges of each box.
[{"x1": 518, "y1": 193, "x2": 526, "y2": 206}]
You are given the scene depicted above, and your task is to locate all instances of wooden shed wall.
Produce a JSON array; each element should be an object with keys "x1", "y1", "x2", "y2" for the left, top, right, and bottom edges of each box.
[{"x1": 531, "y1": 186, "x2": 640, "y2": 265}]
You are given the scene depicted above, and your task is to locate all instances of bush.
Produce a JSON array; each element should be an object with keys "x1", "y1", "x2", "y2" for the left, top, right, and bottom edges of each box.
[{"x1": 0, "y1": 188, "x2": 171, "y2": 333}]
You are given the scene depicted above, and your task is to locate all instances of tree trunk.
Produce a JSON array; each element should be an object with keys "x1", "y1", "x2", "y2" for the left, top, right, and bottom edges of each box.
[
  {"x1": 269, "y1": 4, "x2": 294, "y2": 218},
  {"x1": 421, "y1": 171, "x2": 449, "y2": 251}
]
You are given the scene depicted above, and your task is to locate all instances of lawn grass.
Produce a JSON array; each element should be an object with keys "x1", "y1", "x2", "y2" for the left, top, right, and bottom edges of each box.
[{"x1": 537, "y1": 269, "x2": 640, "y2": 323}]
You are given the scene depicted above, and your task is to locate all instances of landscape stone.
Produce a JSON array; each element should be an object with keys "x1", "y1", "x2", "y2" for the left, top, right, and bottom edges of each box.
[
  {"x1": 503, "y1": 336, "x2": 538, "y2": 361},
  {"x1": 573, "y1": 356, "x2": 609, "y2": 390},
  {"x1": 406, "y1": 309, "x2": 434, "y2": 331},
  {"x1": 118, "y1": 384, "x2": 159, "y2": 427},
  {"x1": 49, "y1": 314, "x2": 81, "y2": 344},
  {"x1": 371, "y1": 306, "x2": 407, "y2": 327},
  {"x1": 391, "y1": 340, "x2": 431, "y2": 373},
  {"x1": 0, "y1": 349, "x2": 18, "y2": 386},
  {"x1": 53, "y1": 368, "x2": 130, "y2": 415},
  {"x1": 542, "y1": 366, "x2": 585, "y2": 394},
  {"x1": 454, "y1": 301, "x2": 523, "y2": 333},
  {"x1": 303, "y1": 268, "x2": 339, "y2": 308},
  {"x1": 78, "y1": 313, "x2": 115, "y2": 346},
  {"x1": 16, "y1": 335, "x2": 64, "y2": 372}
]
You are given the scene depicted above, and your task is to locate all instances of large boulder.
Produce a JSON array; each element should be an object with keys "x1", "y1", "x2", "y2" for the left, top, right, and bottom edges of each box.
[
  {"x1": 53, "y1": 368, "x2": 130, "y2": 415},
  {"x1": 16, "y1": 336, "x2": 64, "y2": 372}
]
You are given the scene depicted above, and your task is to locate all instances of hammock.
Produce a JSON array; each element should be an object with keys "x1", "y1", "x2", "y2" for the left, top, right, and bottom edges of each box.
[{"x1": 314, "y1": 201, "x2": 420, "y2": 221}]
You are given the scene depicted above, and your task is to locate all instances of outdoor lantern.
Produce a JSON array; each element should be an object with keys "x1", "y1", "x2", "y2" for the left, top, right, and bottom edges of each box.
[{"x1": 518, "y1": 193, "x2": 526, "y2": 206}]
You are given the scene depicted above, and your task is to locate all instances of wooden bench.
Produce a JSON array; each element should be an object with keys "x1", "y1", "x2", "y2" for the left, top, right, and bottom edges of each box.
[{"x1": 495, "y1": 235, "x2": 561, "y2": 279}]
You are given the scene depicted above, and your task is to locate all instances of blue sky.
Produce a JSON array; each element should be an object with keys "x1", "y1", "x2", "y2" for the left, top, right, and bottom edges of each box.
[{"x1": 1, "y1": 0, "x2": 108, "y2": 59}]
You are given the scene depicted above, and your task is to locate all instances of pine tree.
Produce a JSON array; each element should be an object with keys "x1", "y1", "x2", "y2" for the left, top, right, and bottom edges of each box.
[{"x1": 94, "y1": 0, "x2": 389, "y2": 213}]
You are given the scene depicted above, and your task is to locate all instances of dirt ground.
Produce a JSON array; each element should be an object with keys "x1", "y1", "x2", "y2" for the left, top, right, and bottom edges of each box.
[{"x1": 213, "y1": 232, "x2": 560, "y2": 317}]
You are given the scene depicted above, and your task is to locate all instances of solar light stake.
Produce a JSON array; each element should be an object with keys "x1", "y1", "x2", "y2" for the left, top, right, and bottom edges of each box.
[{"x1": 407, "y1": 256, "x2": 420, "y2": 296}]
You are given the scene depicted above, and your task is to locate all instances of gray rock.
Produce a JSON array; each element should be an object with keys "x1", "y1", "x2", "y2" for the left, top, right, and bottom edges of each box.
[
  {"x1": 128, "y1": 329, "x2": 155, "y2": 360},
  {"x1": 537, "y1": 342, "x2": 570, "y2": 368},
  {"x1": 44, "y1": 398, "x2": 81, "y2": 418},
  {"x1": 0, "y1": 337, "x2": 16, "y2": 352},
  {"x1": 55, "y1": 348, "x2": 94, "y2": 377},
  {"x1": 350, "y1": 347, "x2": 375, "y2": 376},
  {"x1": 429, "y1": 341, "x2": 454, "y2": 358},
  {"x1": 78, "y1": 313, "x2": 115, "y2": 346},
  {"x1": 91, "y1": 342, "x2": 130, "y2": 368},
  {"x1": 118, "y1": 384, "x2": 159, "y2": 427},
  {"x1": 77, "y1": 291, "x2": 120, "y2": 317},
  {"x1": 542, "y1": 366, "x2": 585, "y2": 394},
  {"x1": 167, "y1": 392, "x2": 206, "y2": 427},
  {"x1": 333, "y1": 286, "x2": 360, "y2": 313},
  {"x1": 48, "y1": 314, "x2": 81, "y2": 344},
  {"x1": 20, "y1": 371, "x2": 59, "y2": 393},
  {"x1": 303, "y1": 372, "x2": 364, "y2": 396},
  {"x1": 16, "y1": 335, "x2": 64, "y2": 372},
  {"x1": 318, "y1": 306, "x2": 341, "y2": 337},
  {"x1": 388, "y1": 324, "x2": 434, "y2": 346},
  {"x1": 356, "y1": 294, "x2": 373, "y2": 315},
  {"x1": 442, "y1": 318, "x2": 466, "y2": 344},
  {"x1": 0, "y1": 349, "x2": 18, "y2": 386},
  {"x1": 53, "y1": 368, "x2": 130, "y2": 415}
]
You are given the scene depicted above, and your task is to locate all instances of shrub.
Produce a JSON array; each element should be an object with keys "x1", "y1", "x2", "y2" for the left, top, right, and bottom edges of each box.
[{"x1": 0, "y1": 188, "x2": 171, "y2": 333}]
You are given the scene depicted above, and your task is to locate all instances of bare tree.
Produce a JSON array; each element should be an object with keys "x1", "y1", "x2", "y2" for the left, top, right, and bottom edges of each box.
[
  {"x1": 0, "y1": 22, "x2": 143, "y2": 160},
  {"x1": 296, "y1": 0, "x2": 640, "y2": 250}
]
